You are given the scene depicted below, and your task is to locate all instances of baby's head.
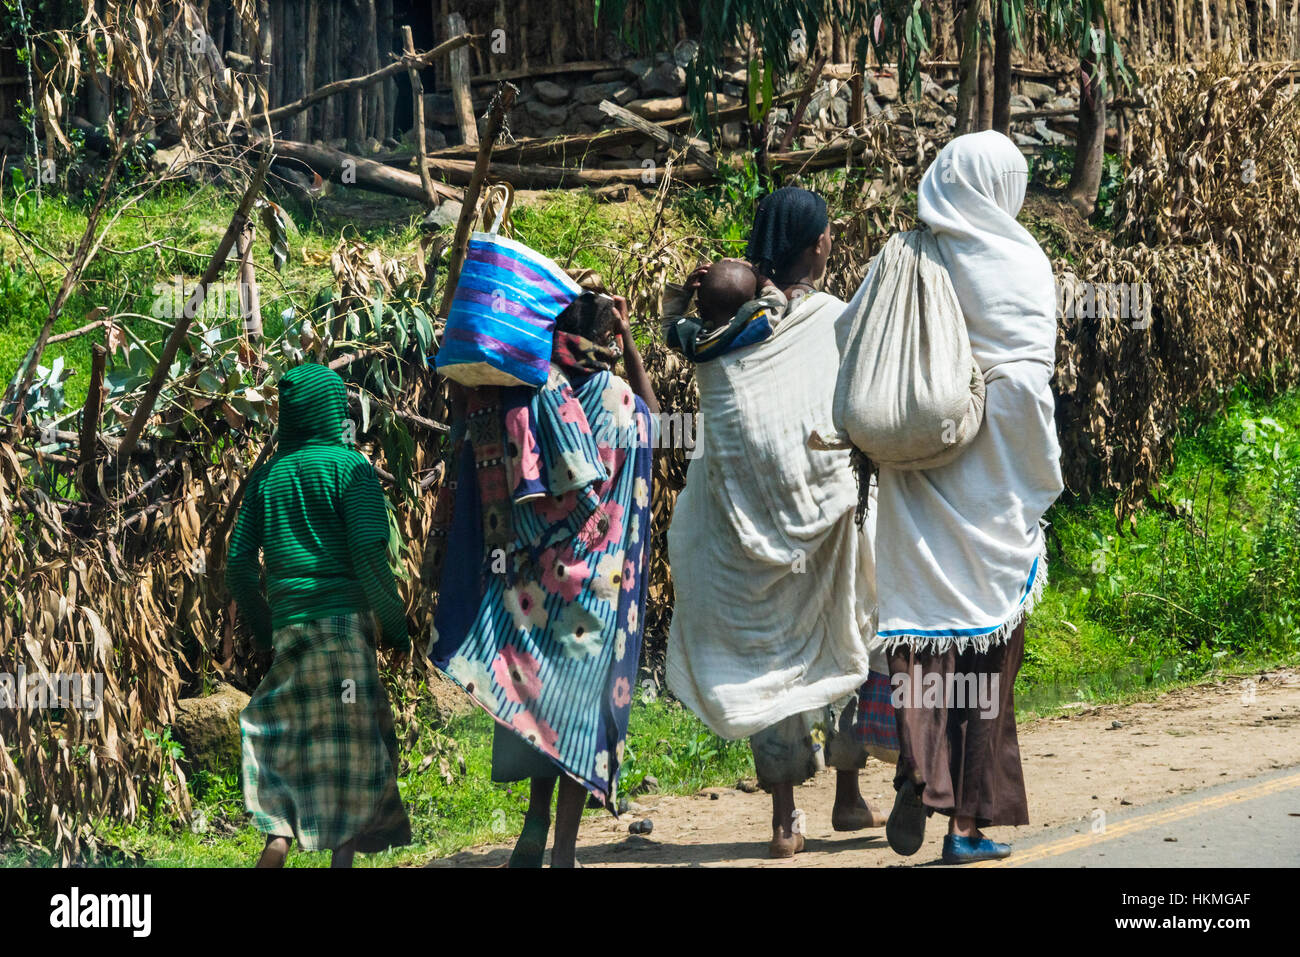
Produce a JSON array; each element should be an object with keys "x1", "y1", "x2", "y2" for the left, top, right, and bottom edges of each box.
[{"x1": 697, "y1": 259, "x2": 759, "y2": 331}]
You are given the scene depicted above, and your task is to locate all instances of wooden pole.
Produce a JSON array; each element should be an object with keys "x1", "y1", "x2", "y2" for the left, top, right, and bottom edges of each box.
[
  {"x1": 117, "y1": 155, "x2": 272, "y2": 461},
  {"x1": 403, "y1": 24, "x2": 440, "y2": 207},
  {"x1": 977, "y1": 20, "x2": 994, "y2": 131},
  {"x1": 237, "y1": 217, "x2": 263, "y2": 346},
  {"x1": 438, "y1": 83, "x2": 517, "y2": 319},
  {"x1": 77, "y1": 344, "x2": 107, "y2": 504},
  {"x1": 993, "y1": 3, "x2": 1012, "y2": 137},
  {"x1": 446, "y1": 12, "x2": 479, "y2": 147},
  {"x1": 955, "y1": 0, "x2": 986, "y2": 136},
  {"x1": 365, "y1": 0, "x2": 381, "y2": 141},
  {"x1": 304, "y1": 0, "x2": 319, "y2": 138}
]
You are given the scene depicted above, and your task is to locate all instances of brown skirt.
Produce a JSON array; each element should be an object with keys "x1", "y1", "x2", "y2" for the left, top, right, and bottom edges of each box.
[{"x1": 888, "y1": 621, "x2": 1028, "y2": 828}]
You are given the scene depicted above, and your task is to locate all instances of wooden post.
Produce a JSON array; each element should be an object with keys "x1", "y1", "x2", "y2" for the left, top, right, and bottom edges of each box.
[
  {"x1": 304, "y1": 0, "x2": 319, "y2": 139},
  {"x1": 256, "y1": 0, "x2": 273, "y2": 116},
  {"x1": 378, "y1": 0, "x2": 395, "y2": 140},
  {"x1": 237, "y1": 218, "x2": 263, "y2": 346},
  {"x1": 321, "y1": 0, "x2": 337, "y2": 140},
  {"x1": 447, "y1": 12, "x2": 478, "y2": 147},
  {"x1": 955, "y1": 0, "x2": 986, "y2": 136},
  {"x1": 365, "y1": 0, "x2": 381, "y2": 141},
  {"x1": 849, "y1": 39, "x2": 865, "y2": 129},
  {"x1": 438, "y1": 83, "x2": 517, "y2": 319},
  {"x1": 346, "y1": 0, "x2": 366, "y2": 150},
  {"x1": 977, "y1": 21, "x2": 994, "y2": 131},
  {"x1": 77, "y1": 344, "x2": 107, "y2": 504},
  {"x1": 992, "y1": 3, "x2": 1012, "y2": 137},
  {"x1": 403, "y1": 25, "x2": 440, "y2": 207}
]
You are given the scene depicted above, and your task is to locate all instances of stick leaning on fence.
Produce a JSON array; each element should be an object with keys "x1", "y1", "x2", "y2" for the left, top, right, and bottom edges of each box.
[
  {"x1": 115, "y1": 152, "x2": 273, "y2": 461},
  {"x1": 437, "y1": 82, "x2": 519, "y2": 319}
]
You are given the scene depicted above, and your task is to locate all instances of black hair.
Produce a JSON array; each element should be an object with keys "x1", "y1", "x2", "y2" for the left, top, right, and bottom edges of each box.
[
  {"x1": 746, "y1": 186, "x2": 829, "y2": 280},
  {"x1": 555, "y1": 290, "x2": 617, "y2": 342}
]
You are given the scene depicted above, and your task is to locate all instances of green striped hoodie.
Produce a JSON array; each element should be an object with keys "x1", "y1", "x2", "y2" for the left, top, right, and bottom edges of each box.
[{"x1": 226, "y1": 363, "x2": 409, "y2": 650}]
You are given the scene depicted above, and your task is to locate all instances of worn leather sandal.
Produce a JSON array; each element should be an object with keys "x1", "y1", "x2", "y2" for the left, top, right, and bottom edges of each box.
[{"x1": 885, "y1": 779, "x2": 928, "y2": 856}]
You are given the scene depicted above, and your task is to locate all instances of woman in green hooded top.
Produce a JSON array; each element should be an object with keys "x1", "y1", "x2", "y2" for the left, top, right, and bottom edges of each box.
[{"x1": 227, "y1": 362, "x2": 411, "y2": 868}]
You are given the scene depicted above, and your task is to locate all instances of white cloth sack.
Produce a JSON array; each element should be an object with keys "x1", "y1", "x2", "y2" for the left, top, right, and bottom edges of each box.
[
  {"x1": 829, "y1": 228, "x2": 985, "y2": 470},
  {"x1": 665, "y1": 291, "x2": 880, "y2": 740},
  {"x1": 871, "y1": 130, "x2": 1065, "y2": 653}
]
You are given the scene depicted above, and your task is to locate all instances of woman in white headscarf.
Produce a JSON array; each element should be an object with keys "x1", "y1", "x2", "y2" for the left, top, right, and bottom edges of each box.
[{"x1": 865, "y1": 130, "x2": 1064, "y2": 864}]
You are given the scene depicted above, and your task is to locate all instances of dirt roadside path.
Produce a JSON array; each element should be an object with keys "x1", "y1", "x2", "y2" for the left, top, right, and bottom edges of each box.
[{"x1": 428, "y1": 668, "x2": 1300, "y2": 867}]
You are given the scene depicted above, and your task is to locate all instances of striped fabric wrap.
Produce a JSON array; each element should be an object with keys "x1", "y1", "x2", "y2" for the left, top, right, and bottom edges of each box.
[
  {"x1": 430, "y1": 368, "x2": 655, "y2": 805},
  {"x1": 435, "y1": 232, "x2": 582, "y2": 387}
]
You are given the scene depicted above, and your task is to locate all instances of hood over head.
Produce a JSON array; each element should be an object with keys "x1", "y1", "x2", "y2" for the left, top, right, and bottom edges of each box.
[{"x1": 277, "y1": 363, "x2": 348, "y2": 447}]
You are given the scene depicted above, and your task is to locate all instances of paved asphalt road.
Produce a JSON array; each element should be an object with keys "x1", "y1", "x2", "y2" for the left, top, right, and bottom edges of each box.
[{"x1": 968, "y1": 765, "x2": 1300, "y2": 867}]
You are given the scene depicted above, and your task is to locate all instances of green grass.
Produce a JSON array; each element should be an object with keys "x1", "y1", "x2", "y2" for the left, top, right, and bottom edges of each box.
[
  {"x1": 0, "y1": 693, "x2": 754, "y2": 868},
  {"x1": 1022, "y1": 386, "x2": 1300, "y2": 710}
]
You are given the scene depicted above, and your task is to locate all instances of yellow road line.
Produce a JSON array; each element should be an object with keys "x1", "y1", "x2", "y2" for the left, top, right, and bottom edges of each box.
[{"x1": 970, "y1": 771, "x2": 1300, "y2": 867}]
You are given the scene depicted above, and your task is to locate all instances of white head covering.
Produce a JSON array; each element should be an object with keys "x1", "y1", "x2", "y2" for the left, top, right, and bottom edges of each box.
[
  {"x1": 865, "y1": 130, "x2": 1064, "y2": 652},
  {"x1": 918, "y1": 130, "x2": 1056, "y2": 374}
]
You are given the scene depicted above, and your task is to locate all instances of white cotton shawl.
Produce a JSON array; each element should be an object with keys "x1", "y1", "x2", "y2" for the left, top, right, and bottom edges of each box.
[
  {"x1": 665, "y1": 291, "x2": 881, "y2": 740},
  {"x1": 872, "y1": 129, "x2": 1064, "y2": 653}
]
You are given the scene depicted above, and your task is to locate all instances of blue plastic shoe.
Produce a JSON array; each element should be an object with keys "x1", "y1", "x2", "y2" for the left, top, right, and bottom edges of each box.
[{"x1": 941, "y1": 834, "x2": 1012, "y2": 864}]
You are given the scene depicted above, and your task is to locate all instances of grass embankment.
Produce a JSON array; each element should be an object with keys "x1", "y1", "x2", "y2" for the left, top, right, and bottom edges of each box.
[{"x1": 3, "y1": 181, "x2": 1297, "y2": 865}]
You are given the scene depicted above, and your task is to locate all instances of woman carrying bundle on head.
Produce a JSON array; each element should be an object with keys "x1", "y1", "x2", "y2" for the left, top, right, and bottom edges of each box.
[{"x1": 427, "y1": 274, "x2": 658, "y2": 868}]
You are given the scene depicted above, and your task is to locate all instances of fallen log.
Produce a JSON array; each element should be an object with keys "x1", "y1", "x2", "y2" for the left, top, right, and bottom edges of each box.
[
  {"x1": 425, "y1": 89, "x2": 805, "y2": 166},
  {"x1": 597, "y1": 99, "x2": 717, "y2": 172},
  {"x1": 425, "y1": 155, "x2": 717, "y2": 189},
  {"x1": 259, "y1": 138, "x2": 462, "y2": 204},
  {"x1": 273, "y1": 126, "x2": 901, "y2": 199}
]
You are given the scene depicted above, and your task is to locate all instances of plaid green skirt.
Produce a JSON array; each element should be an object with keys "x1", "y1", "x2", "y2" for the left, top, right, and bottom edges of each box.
[{"x1": 240, "y1": 613, "x2": 411, "y2": 853}]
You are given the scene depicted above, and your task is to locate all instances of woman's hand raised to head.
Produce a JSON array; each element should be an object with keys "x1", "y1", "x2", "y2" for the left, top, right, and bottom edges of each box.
[
  {"x1": 612, "y1": 295, "x2": 631, "y2": 341},
  {"x1": 610, "y1": 294, "x2": 660, "y2": 415}
]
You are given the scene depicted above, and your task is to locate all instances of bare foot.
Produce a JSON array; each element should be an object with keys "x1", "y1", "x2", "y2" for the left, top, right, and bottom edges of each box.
[
  {"x1": 831, "y1": 799, "x2": 884, "y2": 831},
  {"x1": 769, "y1": 825, "x2": 806, "y2": 859},
  {"x1": 509, "y1": 816, "x2": 550, "y2": 868},
  {"x1": 831, "y1": 769, "x2": 883, "y2": 831},
  {"x1": 256, "y1": 835, "x2": 290, "y2": 868},
  {"x1": 330, "y1": 839, "x2": 356, "y2": 868}
]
